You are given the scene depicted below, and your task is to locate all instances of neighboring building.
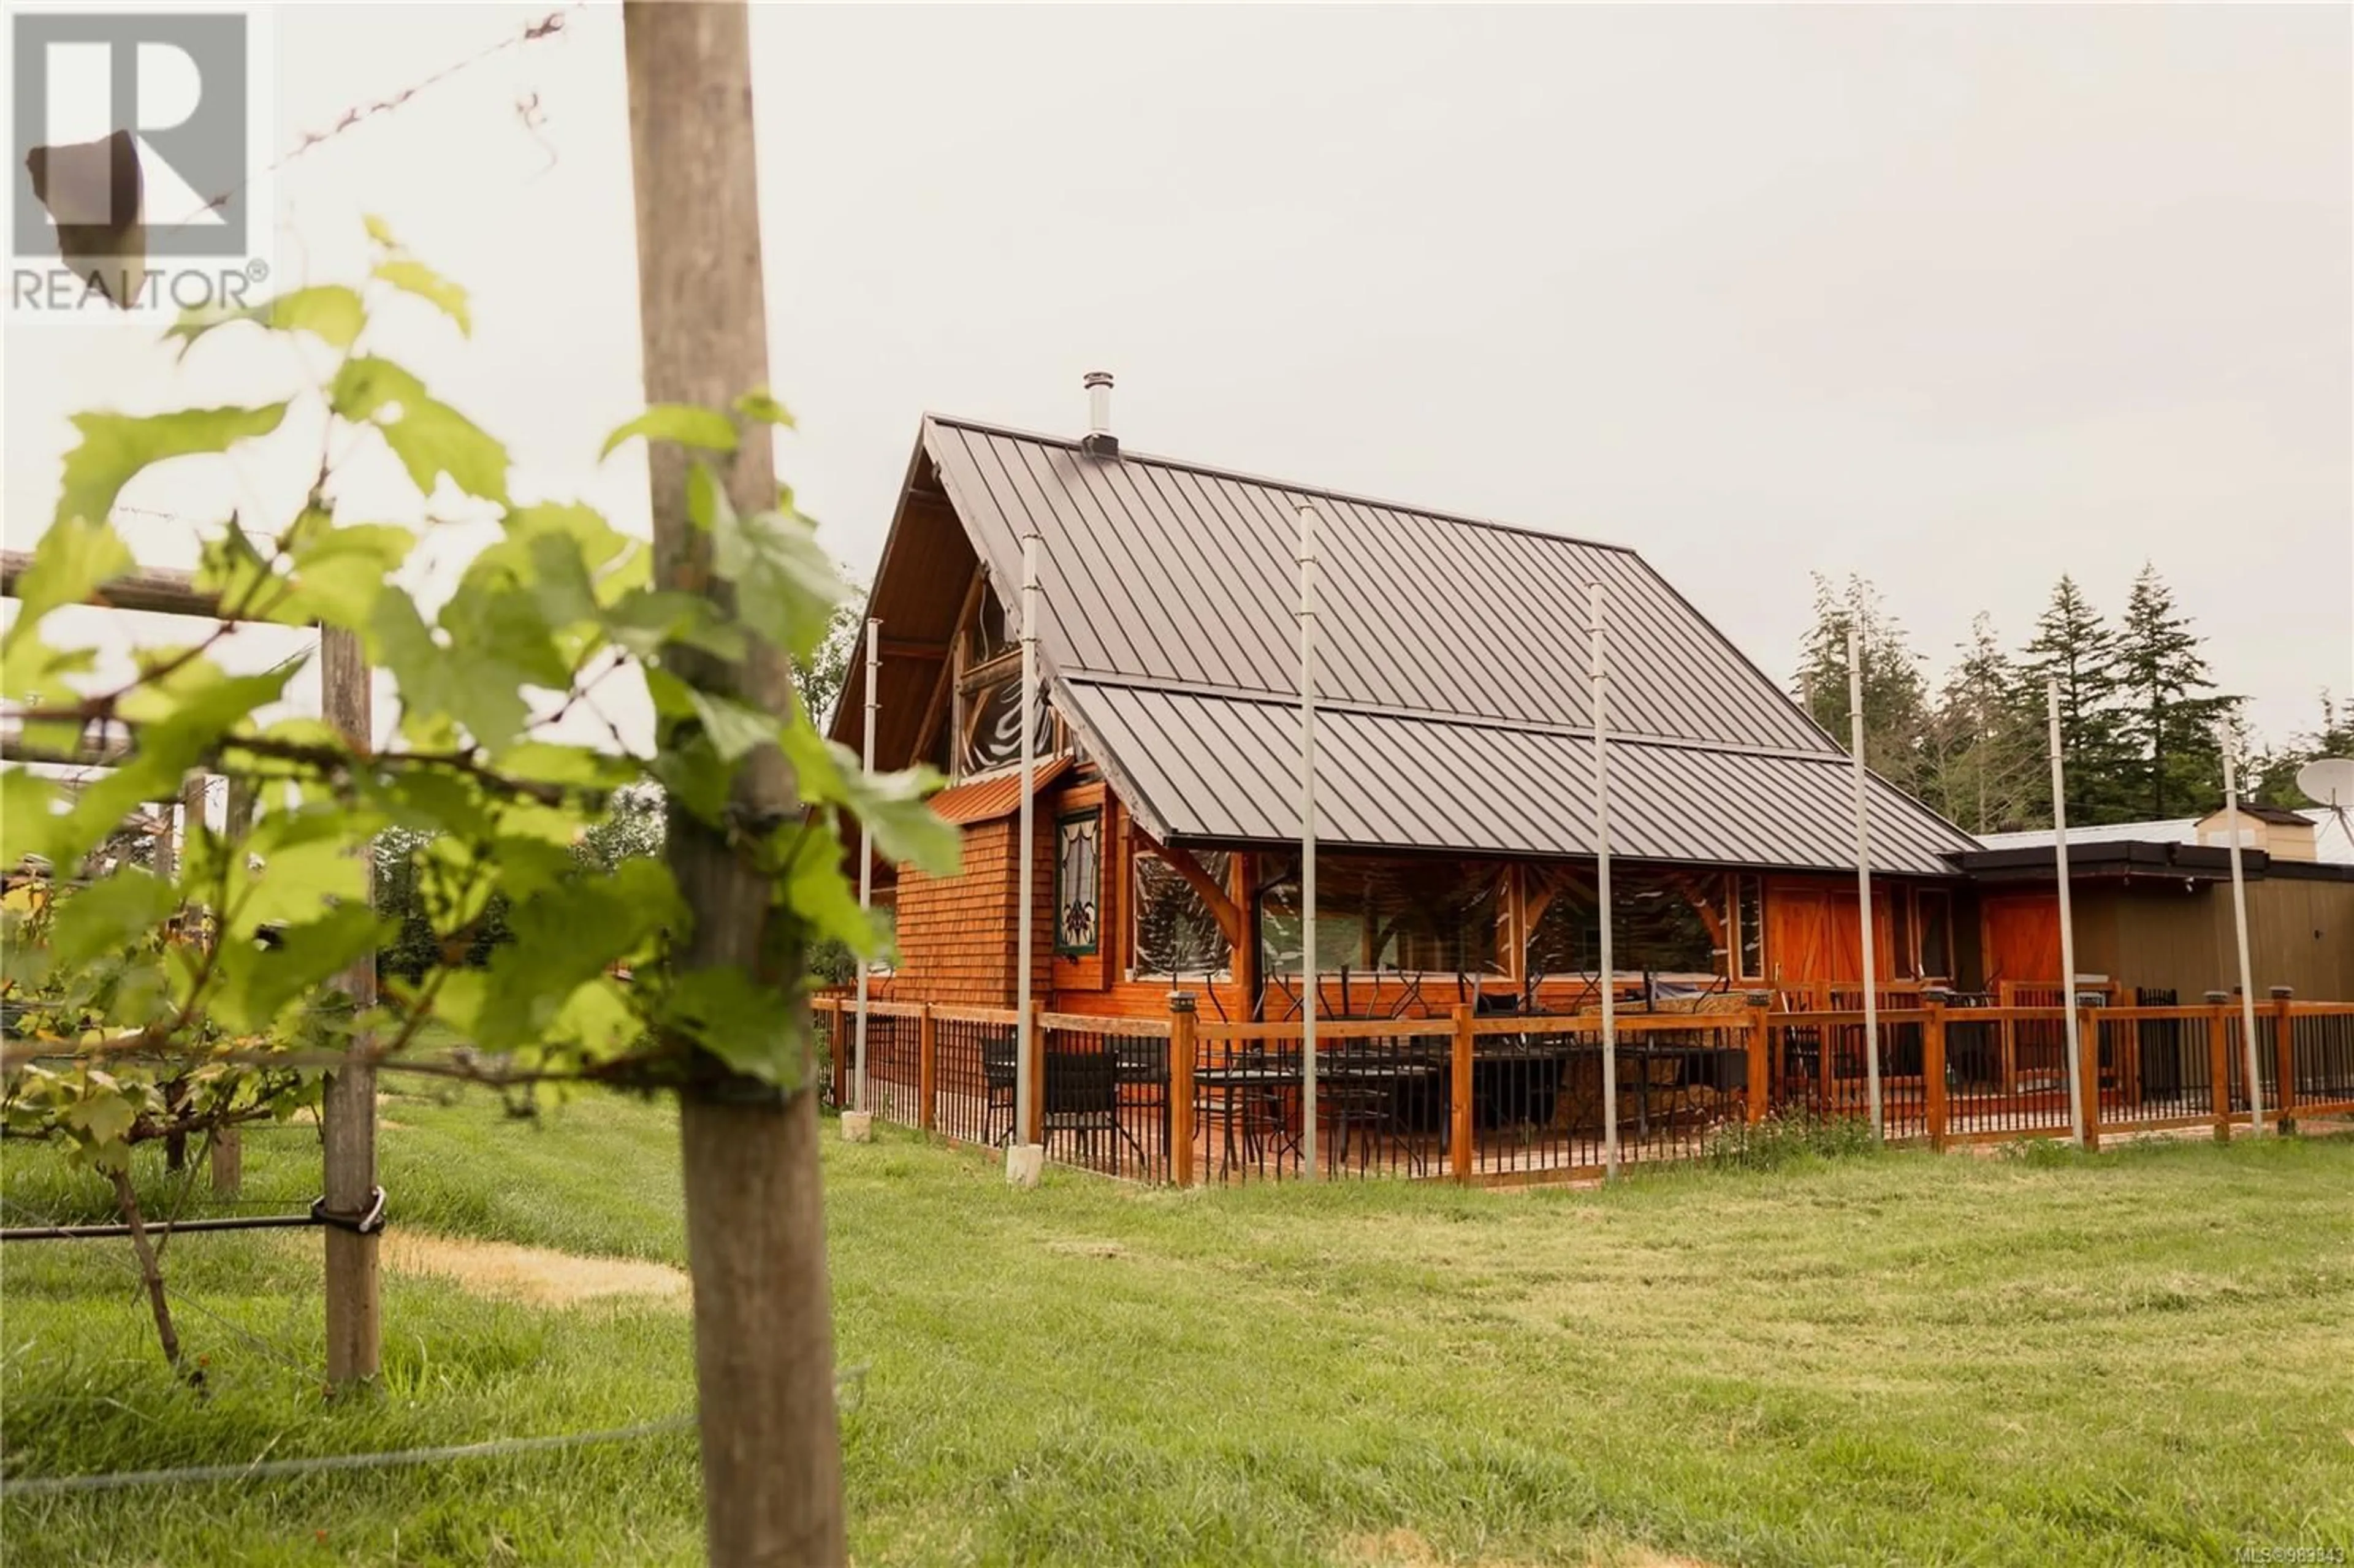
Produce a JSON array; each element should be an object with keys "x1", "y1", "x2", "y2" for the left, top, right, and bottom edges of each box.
[
  {"x1": 832, "y1": 389, "x2": 1985, "y2": 1020},
  {"x1": 1962, "y1": 810, "x2": 2354, "y2": 1002}
]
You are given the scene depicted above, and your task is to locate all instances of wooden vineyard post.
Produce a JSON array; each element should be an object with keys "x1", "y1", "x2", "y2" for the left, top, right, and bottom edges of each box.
[
  {"x1": 2206, "y1": 991, "x2": 2234, "y2": 1143},
  {"x1": 918, "y1": 1004, "x2": 938, "y2": 1134},
  {"x1": 1925, "y1": 999, "x2": 1949, "y2": 1151},
  {"x1": 1745, "y1": 993, "x2": 1770, "y2": 1127},
  {"x1": 2077, "y1": 1003, "x2": 2102, "y2": 1153},
  {"x1": 625, "y1": 4, "x2": 848, "y2": 1559},
  {"x1": 1451, "y1": 1003, "x2": 1474, "y2": 1184},
  {"x1": 2271, "y1": 988, "x2": 2296, "y2": 1130},
  {"x1": 319, "y1": 625, "x2": 379, "y2": 1387},
  {"x1": 1169, "y1": 994, "x2": 1197, "y2": 1189}
]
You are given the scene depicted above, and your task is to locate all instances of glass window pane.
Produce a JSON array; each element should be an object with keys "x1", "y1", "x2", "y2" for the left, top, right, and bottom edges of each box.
[
  {"x1": 1133, "y1": 850, "x2": 1232, "y2": 978},
  {"x1": 1054, "y1": 811, "x2": 1100, "y2": 955},
  {"x1": 1736, "y1": 875, "x2": 1765, "y2": 979},
  {"x1": 1526, "y1": 867, "x2": 1721, "y2": 980},
  {"x1": 1918, "y1": 892, "x2": 1952, "y2": 978}
]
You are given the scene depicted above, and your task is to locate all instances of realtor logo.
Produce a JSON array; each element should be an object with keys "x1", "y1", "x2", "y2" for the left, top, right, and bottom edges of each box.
[{"x1": 10, "y1": 9, "x2": 272, "y2": 319}]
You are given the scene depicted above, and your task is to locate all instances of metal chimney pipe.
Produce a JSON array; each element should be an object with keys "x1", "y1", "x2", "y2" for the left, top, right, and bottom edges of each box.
[{"x1": 1080, "y1": 371, "x2": 1118, "y2": 459}]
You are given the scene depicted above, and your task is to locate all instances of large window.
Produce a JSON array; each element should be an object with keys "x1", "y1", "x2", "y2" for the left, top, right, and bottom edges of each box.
[
  {"x1": 1526, "y1": 869, "x2": 1720, "y2": 980},
  {"x1": 1257, "y1": 856, "x2": 1503, "y2": 978},
  {"x1": 1732, "y1": 873, "x2": 1765, "y2": 980},
  {"x1": 1916, "y1": 890, "x2": 1952, "y2": 979},
  {"x1": 1054, "y1": 810, "x2": 1101, "y2": 956},
  {"x1": 1131, "y1": 850, "x2": 1232, "y2": 978}
]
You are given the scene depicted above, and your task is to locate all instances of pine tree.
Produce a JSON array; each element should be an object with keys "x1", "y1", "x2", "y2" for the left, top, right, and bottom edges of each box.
[
  {"x1": 2114, "y1": 565, "x2": 2236, "y2": 819},
  {"x1": 2253, "y1": 690, "x2": 2354, "y2": 806},
  {"x1": 1792, "y1": 573, "x2": 1932, "y2": 796},
  {"x1": 2019, "y1": 574, "x2": 2132, "y2": 825},
  {"x1": 1921, "y1": 613, "x2": 2044, "y2": 832}
]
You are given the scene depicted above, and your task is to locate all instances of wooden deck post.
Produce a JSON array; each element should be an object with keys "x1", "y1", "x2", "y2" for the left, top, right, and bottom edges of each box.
[
  {"x1": 1169, "y1": 995, "x2": 1197, "y2": 1189},
  {"x1": 917, "y1": 1004, "x2": 937, "y2": 1135},
  {"x1": 1924, "y1": 1000, "x2": 1949, "y2": 1151},
  {"x1": 1450, "y1": 1003, "x2": 1474, "y2": 1184},
  {"x1": 2271, "y1": 987, "x2": 2296, "y2": 1128},
  {"x1": 1745, "y1": 993, "x2": 1770, "y2": 1127},
  {"x1": 1997, "y1": 979, "x2": 2019, "y2": 1097},
  {"x1": 2204, "y1": 991, "x2": 2233, "y2": 1143},
  {"x1": 1024, "y1": 1001, "x2": 1046, "y2": 1147},
  {"x1": 2078, "y1": 1003, "x2": 2102, "y2": 1152}
]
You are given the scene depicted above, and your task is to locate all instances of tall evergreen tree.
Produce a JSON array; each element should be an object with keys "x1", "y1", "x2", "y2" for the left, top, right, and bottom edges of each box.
[
  {"x1": 1921, "y1": 613, "x2": 2044, "y2": 832},
  {"x1": 1792, "y1": 573, "x2": 1932, "y2": 794},
  {"x1": 2114, "y1": 564, "x2": 2235, "y2": 819},
  {"x1": 2253, "y1": 690, "x2": 2354, "y2": 807},
  {"x1": 2019, "y1": 574, "x2": 2133, "y2": 824}
]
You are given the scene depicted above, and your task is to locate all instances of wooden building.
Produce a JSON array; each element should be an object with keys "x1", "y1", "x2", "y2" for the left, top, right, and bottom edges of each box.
[{"x1": 831, "y1": 393, "x2": 1995, "y2": 1021}]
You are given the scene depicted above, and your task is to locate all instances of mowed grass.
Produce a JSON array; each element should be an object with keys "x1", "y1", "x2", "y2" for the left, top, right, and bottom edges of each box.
[{"x1": 4, "y1": 1090, "x2": 2352, "y2": 1567}]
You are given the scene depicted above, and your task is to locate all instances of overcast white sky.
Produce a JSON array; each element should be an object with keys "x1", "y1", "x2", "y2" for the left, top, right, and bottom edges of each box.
[{"x1": 4, "y1": 2, "x2": 2349, "y2": 755}]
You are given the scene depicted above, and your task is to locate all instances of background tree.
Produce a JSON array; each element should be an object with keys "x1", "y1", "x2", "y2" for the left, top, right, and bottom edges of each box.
[
  {"x1": 2253, "y1": 690, "x2": 2354, "y2": 807},
  {"x1": 1792, "y1": 573, "x2": 1931, "y2": 793},
  {"x1": 2115, "y1": 564, "x2": 2234, "y2": 819},
  {"x1": 1919, "y1": 613, "x2": 2044, "y2": 832},
  {"x1": 797, "y1": 580, "x2": 866, "y2": 732},
  {"x1": 2018, "y1": 574, "x2": 2132, "y2": 825}
]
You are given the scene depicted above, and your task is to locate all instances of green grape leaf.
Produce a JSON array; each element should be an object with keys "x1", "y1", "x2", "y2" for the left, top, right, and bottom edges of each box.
[
  {"x1": 210, "y1": 904, "x2": 387, "y2": 1035},
  {"x1": 54, "y1": 404, "x2": 289, "y2": 528},
  {"x1": 782, "y1": 818, "x2": 889, "y2": 957},
  {"x1": 0, "y1": 517, "x2": 132, "y2": 656},
  {"x1": 166, "y1": 285, "x2": 365, "y2": 358},
  {"x1": 660, "y1": 967, "x2": 799, "y2": 1085},
  {"x1": 49, "y1": 872, "x2": 177, "y2": 969},
  {"x1": 331, "y1": 356, "x2": 509, "y2": 504},
  {"x1": 601, "y1": 405, "x2": 738, "y2": 461},
  {"x1": 372, "y1": 258, "x2": 471, "y2": 335},
  {"x1": 713, "y1": 500, "x2": 846, "y2": 662},
  {"x1": 1, "y1": 771, "x2": 64, "y2": 866},
  {"x1": 364, "y1": 213, "x2": 399, "y2": 248},
  {"x1": 733, "y1": 389, "x2": 796, "y2": 428}
]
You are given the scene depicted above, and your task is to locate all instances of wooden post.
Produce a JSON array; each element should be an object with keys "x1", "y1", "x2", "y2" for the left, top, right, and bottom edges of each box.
[
  {"x1": 1450, "y1": 1003, "x2": 1474, "y2": 1184},
  {"x1": 319, "y1": 625, "x2": 379, "y2": 1387},
  {"x1": 2271, "y1": 987, "x2": 2297, "y2": 1129},
  {"x1": 1170, "y1": 995, "x2": 1198, "y2": 1189},
  {"x1": 1745, "y1": 995, "x2": 1770, "y2": 1127},
  {"x1": 1925, "y1": 1000, "x2": 1949, "y2": 1151},
  {"x1": 1024, "y1": 1000, "x2": 1046, "y2": 1147},
  {"x1": 627, "y1": 5, "x2": 847, "y2": 1561},
  {"x1": 173, "y1": 773, "x2": 240, "y2": 1196},
  {"x1": 1997, "y1": 979, "x2": 2019, "y2": 1097},
  {"x1": 2078, "y1": 1005, "x2": 2101, "y2": 1152},
  {"x1": 917, "y1": 1003, "x2": 937, "y2": 1135},
  {"x1": 2206, "y1": 991, "x2": 2233, "y2": 1143}
]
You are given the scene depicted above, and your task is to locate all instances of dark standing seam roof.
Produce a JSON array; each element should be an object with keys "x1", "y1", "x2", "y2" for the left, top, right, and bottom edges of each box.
[{"x1": 919, "y1": 416, "x2": 1979, "y2": 878}]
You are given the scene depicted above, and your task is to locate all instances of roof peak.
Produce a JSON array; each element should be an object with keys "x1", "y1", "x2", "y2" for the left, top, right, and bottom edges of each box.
[{"x1": 922, "y1": 411, "x2": 1636, "y2": 557}]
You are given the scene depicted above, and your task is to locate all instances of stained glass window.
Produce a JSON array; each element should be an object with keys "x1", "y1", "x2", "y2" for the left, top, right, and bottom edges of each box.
[
  {"x1": 1055, "y1": 811, "x2": 1100, "y2": 956},
  {"x1": 1132, "y1": 850, "x2": 1232, "y2": 978}
]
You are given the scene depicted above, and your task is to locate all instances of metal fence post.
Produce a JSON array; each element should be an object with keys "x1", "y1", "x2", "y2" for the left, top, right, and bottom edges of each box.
[
  {"x1": 1169, "y1": 995, "x2": 1197, "y2": 1189},
  {"x1": 1024, "y1": 1001, "x2": 1047, "y2": 1148}
]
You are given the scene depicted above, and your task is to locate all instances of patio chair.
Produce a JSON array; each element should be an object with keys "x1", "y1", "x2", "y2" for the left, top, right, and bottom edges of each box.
[
  {"x1": 981, "y1": 1030, "x2": 1018, "y2": 1146},
  {"x1": 1042, "y1": 1049, "x2": 1149, "y2": 1170}
]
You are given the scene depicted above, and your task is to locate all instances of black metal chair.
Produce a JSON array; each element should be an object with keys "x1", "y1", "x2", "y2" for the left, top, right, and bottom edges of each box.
[
  {"x1": 982, "y1": 1030, "x2": 1018, "y2": 1147},
  {"x1": 1042, "y1": 1049, "x2": 1149, "y2": 1170}
]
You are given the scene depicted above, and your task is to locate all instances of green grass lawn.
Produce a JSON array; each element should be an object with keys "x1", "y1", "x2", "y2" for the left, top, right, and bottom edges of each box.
[{"x1": 4, "y1": 1090, "x2": 2351, "y2": 1566}]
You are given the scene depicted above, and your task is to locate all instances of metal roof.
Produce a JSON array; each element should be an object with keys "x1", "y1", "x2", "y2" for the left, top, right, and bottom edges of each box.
[
  {"x1": 911, "y1": 415, "x2": 1981, "y2": 877},
  {"x1": 926, "y1": 755, "x2": 1072, "y2": 826}
]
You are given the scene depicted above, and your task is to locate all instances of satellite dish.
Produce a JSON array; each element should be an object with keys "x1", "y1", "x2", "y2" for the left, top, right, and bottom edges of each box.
[{"x1": 2296, "y1": 757, "x2": 2354, "y2": 811}]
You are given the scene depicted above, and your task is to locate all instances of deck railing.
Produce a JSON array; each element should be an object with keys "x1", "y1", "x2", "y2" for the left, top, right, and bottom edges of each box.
[{"x1": 809, "y1": 992, "x2": 2354, "y2": 1186}]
